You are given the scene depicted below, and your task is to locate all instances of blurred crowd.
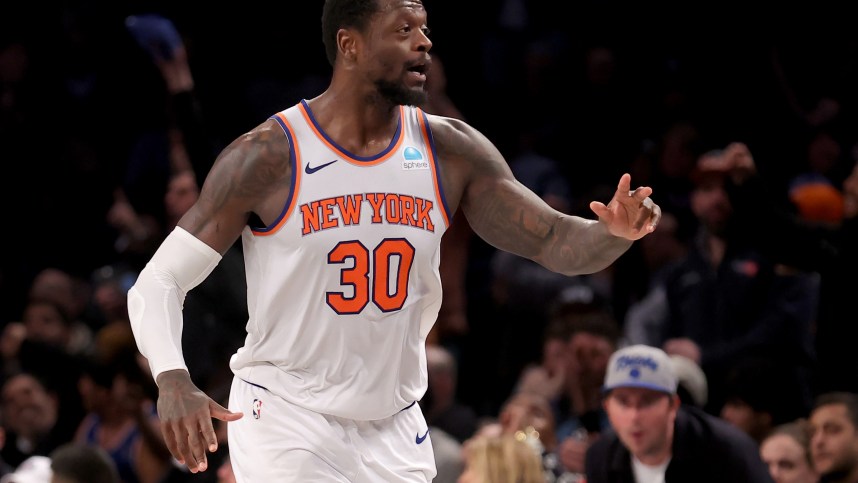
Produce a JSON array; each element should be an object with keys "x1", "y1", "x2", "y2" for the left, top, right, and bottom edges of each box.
[{"x1": 1, "y1": 1, "x2": 858, "y2": 482}]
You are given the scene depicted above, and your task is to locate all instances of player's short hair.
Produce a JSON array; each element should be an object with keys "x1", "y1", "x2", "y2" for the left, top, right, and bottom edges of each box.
[{"x1": 321, "y1": 0, "x2": 381, "y2": 66}]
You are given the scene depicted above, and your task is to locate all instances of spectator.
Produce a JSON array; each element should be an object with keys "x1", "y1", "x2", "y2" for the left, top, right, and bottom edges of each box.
[
  {"x1": 516, "y1": 298, "x2": 619, "y2": 438},
  {"x1": 458, "y1": 434, "x2": 544, "y2": 483},
  {"x1": 699, "y1": 142, "x2": 858, "y2": 397},
  {"x1": 760, "y1": 419, "x2": 818, "y2": 483},
  {"x1": 654, "y1": 147, "x2": 817, "y2": 415},
  {"x1": 74, "y1": 351, "x2": 170, "y2": 483},
  {"x1": 424, "y1": 345, "x2": 478, "y2": 444},
  {"x1": 554, "y1": 308, "x2": 620, "y2": 439},
  {"x1": 50, "y1": 443, "x2": 120, "y2": 483},
  {"x1": 720, "y1": 357, "x2": 806, "y2": 445},
  {"x1": 0, "y1": 373, "x2": 73, "y2": 469},
  {"x1": 809, "y1": 392, "x2": 858, "y2": 483},
  {"x1": 586, "y1": 344, "x2": 773, "y2": 482},
  {"x1": 491, "y1": 391, "x2": 567, "y2": 480}
]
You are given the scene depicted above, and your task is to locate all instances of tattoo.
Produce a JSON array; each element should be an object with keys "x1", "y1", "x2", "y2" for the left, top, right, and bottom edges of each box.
[
  {"x1": 236, "y1": 124, "x2": 293, "y2": 201},
  {"x1": 178, "y1": 120, "x2": 293, "y2": 251},
  {"x1": 539, "y1": 217, "x2": 632, "y2": 275},
  {"x1": 199, "y1": 121, "x2": 292, "y2": 223},
  {"x1": 468, "y1": 182, "x2": 630, "y2": 275},
  {"x1": 433, "y1": 117, "x2": 631, "y2": 276},
  {"x1": 467, "y1": 182, "x2": 553, "y2": 257}
]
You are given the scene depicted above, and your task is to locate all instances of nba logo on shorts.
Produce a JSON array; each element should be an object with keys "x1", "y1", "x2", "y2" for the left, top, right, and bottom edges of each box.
[{"x1": 252, "y1": 398, "x2": 263, "y2": 419}]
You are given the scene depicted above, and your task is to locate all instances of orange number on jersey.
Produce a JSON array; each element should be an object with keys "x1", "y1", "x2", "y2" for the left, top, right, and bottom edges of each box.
[
  {"x1": 327, "y1": 238, "x2": 416, "y2": 315},
  {"x1": 326, "y1": 241, "x2": 370, "y2": 314}
]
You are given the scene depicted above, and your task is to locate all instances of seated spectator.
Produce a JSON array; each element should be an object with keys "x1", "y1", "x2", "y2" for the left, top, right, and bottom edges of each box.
[
  {"x1": 808, "y1": 392, "x2": 858, "y2": 483},
  {"x1": 759, "y1": 420, "x2": 818, "y2": 483},
  {"x1": 692, "y1": 142, "x2": 856, "y2": 397},
  {"x1": 424, "y1": 345, "x2": 478, "y2": 444},
  {"x1": 0, "y1": 373, "x2": 74, "y2": 469},
  {"x1": 720, "y1": 357, "x2": 808, "y2": 445},
  {"x1": 459, "y1": 434, "x2": 545, "y2": 483},
  {"x1": 586, "y1": 345, "x2": 773, "y2": 482},
  {"x1": 517, "y1": 306, "x2": 619, "y2": 439},
  {"x1": 491, "y1": 391, "x2": 567, "y2": 480},
  {"x1": 50, "y1": 443, "x2": 120, "y2": 483},
  {"x1": 26, "y1": 268, "x2": 93, "y2": 349},
  {"x1": 74, "y1": 350, "x2": 169, "y2": 483}
]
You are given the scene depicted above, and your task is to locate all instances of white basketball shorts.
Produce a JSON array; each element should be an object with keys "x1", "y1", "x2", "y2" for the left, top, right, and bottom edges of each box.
[{"x1": 227, "y1": 377, "x2": 437, "y2": 482}]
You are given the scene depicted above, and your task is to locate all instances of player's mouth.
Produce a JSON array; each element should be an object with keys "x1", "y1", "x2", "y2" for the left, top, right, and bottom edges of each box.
[{"x1": 406, "y1": 61, "x2": 429, "y2": 83}]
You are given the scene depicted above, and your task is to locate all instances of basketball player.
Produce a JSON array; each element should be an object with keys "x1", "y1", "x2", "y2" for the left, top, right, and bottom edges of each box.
[{"x1": 127, "y1": 0, "x2": 662, "y2": 480}]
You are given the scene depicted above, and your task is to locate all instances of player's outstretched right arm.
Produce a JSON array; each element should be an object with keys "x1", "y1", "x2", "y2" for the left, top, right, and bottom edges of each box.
[{"x1": 127, "y1": 118, "x2": 293, "y2": 473}]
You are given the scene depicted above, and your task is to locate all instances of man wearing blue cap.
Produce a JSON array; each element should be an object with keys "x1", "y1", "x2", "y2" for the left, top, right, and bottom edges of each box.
[{"x1": 585, "y1": 344, "x2": 773, "y2": 482}]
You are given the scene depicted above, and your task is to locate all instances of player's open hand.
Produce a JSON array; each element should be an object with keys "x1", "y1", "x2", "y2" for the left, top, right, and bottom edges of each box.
[
  {"x1": 589, "y1": 173, "x2": 660, "y2": 241},
  {"x1": 156, "y1": 370, "x2": 243, "y2": 473}
]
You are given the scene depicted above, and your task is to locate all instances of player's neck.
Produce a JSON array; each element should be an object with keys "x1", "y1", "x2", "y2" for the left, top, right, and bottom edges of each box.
[{"x1": 307, "y1": 91, "x2": 401, "y2": 156}]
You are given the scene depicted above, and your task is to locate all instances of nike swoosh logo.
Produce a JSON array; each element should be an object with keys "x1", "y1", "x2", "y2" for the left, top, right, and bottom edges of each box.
[
  {"x1": 305, "y1": 159, "x2": 338, "y2": 174},
  {"x1": 416, "y1": 429, "x2": 430, "y2": 444}
]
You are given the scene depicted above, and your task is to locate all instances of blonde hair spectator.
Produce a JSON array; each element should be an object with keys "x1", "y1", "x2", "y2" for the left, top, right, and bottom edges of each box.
[{"x1": 458, "y1": 434, "x2": 544, "y2": 483}]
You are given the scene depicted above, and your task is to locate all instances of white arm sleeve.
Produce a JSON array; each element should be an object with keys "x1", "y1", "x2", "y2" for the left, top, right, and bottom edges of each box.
[{"x1": 127, "y1": 227, "x2": 222, "y2": 381}]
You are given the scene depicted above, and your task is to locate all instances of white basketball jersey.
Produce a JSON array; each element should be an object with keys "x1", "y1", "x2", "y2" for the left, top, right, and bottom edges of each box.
[{"x1": 230, "y1": 100, "x2": 451, "y2": 420}]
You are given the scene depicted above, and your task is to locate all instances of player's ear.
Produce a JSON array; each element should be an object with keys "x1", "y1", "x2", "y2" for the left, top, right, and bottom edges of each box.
[{"x1": 336, "y1": 28, "x2": 358, "y2": 64}]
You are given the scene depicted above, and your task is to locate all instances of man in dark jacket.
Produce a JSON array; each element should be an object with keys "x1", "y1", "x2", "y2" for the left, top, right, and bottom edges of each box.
[{"x1": 585, "y1": 344, "x2": 773, "y2": 482}]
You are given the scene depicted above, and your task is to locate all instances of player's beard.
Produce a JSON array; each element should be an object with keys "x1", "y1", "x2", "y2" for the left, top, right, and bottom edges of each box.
[{"x1": 376, "y1": 78, "x2": 427, "y2": 107}]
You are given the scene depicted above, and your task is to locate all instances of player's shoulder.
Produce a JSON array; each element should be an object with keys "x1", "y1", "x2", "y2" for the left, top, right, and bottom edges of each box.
[
  {"x1": 223, "y1": 119, "x2": 291, "y2": 163},
  {"x1": 241, "y1": 118, "x2": 292, "y2": 151},
  {"x1": 208, "y1": 118, "x2": 292, "y2": 186},
  {"x1": 424, "y1": 113, "x2": 475, "y2": 141},
  {"x1": 424, "y1": 113, "x2": 495, "y2": 160}
]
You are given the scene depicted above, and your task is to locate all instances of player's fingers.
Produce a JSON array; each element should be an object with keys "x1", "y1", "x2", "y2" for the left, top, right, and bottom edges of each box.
[
  {"x1": 633, "y1": 197, "x2": 655, "y2": 231},
  {"x1": 637, "y1": 198, "x2": 661, "y2": 233},
  {"x1": 628, "y1": 185, "x2": 653, "y2": 202},
  {"x1": 200, "y1": 411, "x2": 220, "y2": 453},
  {"x1": 173, "y1": 426, "x2": 197, "y2": 472},
  {"x1": 724, "y1": 141, "x2": 748, "y2": 158},
  {"x1": 616, "y1": 173, "x2": 631, "y2": 194},
  {"x1": 160, "y1": 422, "x2": 184, "y2": 465},
  {"x1": 200, "y1": 427, "x2": 219, "y2": 454},
  {"x1": 184, "y1": 419, "x2": 209, "y2": 472},
  {"x1": 589, "y1": 201, "x2": 609, "y2": 219},
  {"x1": 210, "y1": 399, "x2": 244, "y2": 422}
]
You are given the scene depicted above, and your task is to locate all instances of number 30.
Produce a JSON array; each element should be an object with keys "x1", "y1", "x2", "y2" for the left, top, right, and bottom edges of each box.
[{"x1": 326, "y1": 238, "x2": 415, "y2": 314}]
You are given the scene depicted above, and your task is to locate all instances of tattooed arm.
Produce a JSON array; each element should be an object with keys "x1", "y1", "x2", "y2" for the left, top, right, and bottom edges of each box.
[
  {"x1": 178, "y1": 118, "x2": 294, "y2": 253},
  {"x1": 130, "y1": 119, "x2": 293, "y2": 474},
  {"x1": 430, "y1": 116, "x2": 659, "y2": 276}
]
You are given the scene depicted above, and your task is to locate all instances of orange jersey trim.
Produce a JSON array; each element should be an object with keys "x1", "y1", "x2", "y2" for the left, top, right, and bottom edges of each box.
[{"x1": 416, "y1": 109, "x2": 451, "y2": 228}]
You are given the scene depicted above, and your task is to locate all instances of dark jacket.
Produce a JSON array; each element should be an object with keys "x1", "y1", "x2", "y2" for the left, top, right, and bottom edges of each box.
[
  {"x1": 585, "y1": 405, "x2": 773, "y2": 483},
  {"x1": 730, "y1": 174, "x2": 858, "y2": 396}
]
